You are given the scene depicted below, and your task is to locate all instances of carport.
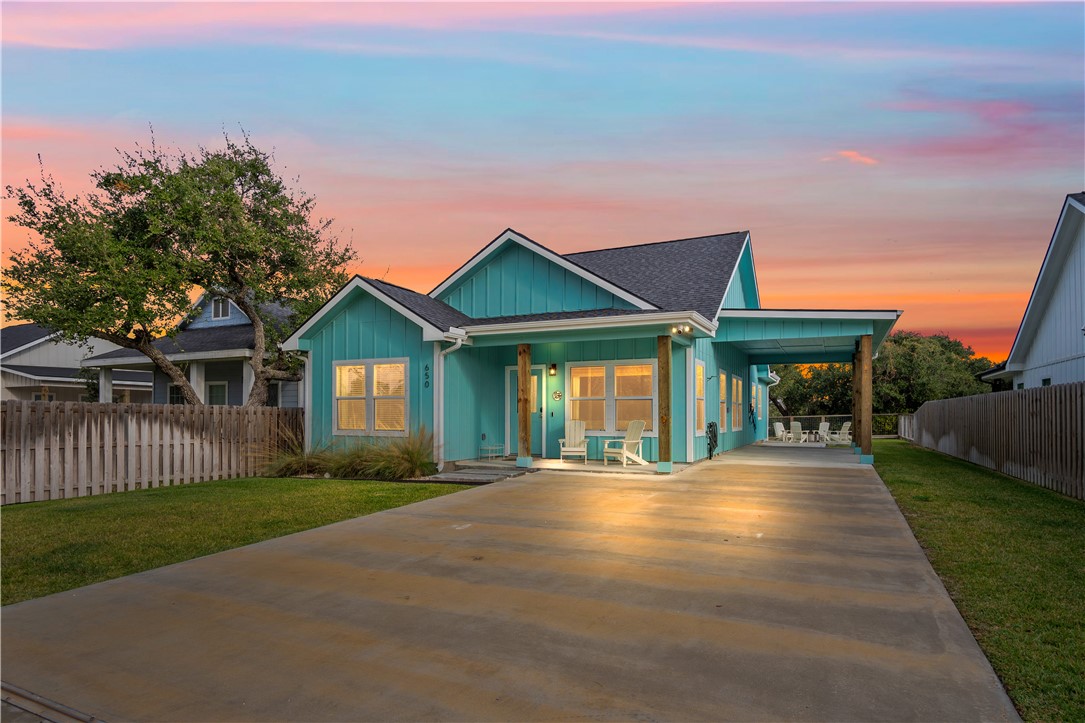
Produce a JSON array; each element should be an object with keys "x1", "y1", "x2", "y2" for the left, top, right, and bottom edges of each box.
[{"x1": 716, "y1": 309, "x2": 902, "y2": 463}]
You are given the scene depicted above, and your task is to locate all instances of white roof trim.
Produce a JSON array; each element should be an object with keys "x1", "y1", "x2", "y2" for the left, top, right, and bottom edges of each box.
[
  {"x1": 463, "y1": 311, "x2": 716, "y2": 337},
  {"x1": 282, "y1": 276, "x2": 445, "y2": 351},
  {"x1": 1005, "y1": 195, "x2": 1083, "y2": 365},
  {"x1": 82, "y1": 348, "x2": 254, "y2": 367},
  {"x1": 0, "y1": 332, "x2": 59, "y2": 360},
  {"x1": 717, "y1": 309, "x2": 902, "y2": 321},
  {"x1": 429, "y1": 229, "x2": 657, "y2": 311},
  {"x1": 2, "y1": 368, "x2": 152, "y2": 387}
]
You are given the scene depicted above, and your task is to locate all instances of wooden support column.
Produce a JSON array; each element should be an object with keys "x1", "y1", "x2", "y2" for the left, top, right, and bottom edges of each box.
[
  {"x1": 516, "y1": 343, "x2": 532, "y2": 468},
  {"x1": 657, "y1": 335, "x2": 672, "y2": 473},
  {"x1": 859, "y1": 334, "x2": 873, "y2": 463},
  {"x1": 851, "y1": 350, "x2": 860, "y2": 452}
]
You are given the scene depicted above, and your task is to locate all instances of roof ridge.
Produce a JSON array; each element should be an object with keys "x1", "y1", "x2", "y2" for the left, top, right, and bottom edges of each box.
[{"x1": 566, "y1": 230, "x2": 748, "y2": 257}]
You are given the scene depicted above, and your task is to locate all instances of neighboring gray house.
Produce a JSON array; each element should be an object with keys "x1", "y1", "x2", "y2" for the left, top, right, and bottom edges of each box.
[
  {"x1": 980, "y1": 192, "x2": 1085, "y2": 390},
  {"x1": 83, "y1": 294, "x2": 302, "y2": 407},
  {"x1": 0, "y1": 323, "x2": 152, "y2": 402}
]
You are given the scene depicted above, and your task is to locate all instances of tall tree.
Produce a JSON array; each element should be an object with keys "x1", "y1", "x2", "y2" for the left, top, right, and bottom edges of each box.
[
  {"x1": 3, "y1": 152, "x2": 203, "y2": 403},
  {"x1": 4, "y1": 135, "x2": 354, "y2": 406}
]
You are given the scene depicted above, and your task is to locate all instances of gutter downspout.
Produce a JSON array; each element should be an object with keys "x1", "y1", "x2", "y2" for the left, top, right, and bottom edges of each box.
[{"x1": 435, "y1": 334, "x2": 467, "y2": 470}]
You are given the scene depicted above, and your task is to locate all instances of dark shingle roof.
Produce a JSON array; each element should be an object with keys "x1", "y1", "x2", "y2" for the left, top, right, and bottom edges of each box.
[
  {"x1": 86, "y1": 326, "x2": 257, "y2": 362},
  {"x1": 565, "y1": 231, "x2": 749, "y2": 319},
  {"x1": 466, "y1": 308, "x2": 655, "y2": 326},
  {"x1": 3, "y1": 364, "x2": 152, "y2": 383},
  {"x1": 367, "y1": 277, "x2": 473, "y2": 330},
  {"x1": 1, "y1": 323, "x2": 55, "y2": 355},
  {"x1": 1070, "y1": 192, "x2": 1085, "y2": 205}
]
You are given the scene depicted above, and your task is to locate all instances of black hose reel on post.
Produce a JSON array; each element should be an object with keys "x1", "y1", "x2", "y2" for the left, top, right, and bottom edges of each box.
[{"x1": 706, "y1": 421, "x2": 719, "y2": 459}]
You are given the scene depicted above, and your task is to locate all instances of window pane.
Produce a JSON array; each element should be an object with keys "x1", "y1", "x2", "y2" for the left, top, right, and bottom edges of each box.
[
  {"x1": 570, "y1": 400, "x2": 605, "y2": 431},
  {"x1": 169, "y1": 386, "x2": 186, "y2": 405},
  {"x1": 374, "y1": 363, "x2": 405, "y2": 396},
  {"x1": 696, "y1": 399, "x2": 705, "y2": 432},
  {"x1": 267, "y1": 383, "x2": 280, "y2": 408},
  {"x1": 338, "y1": 399, "x2": 366, "y2": 430},
  {"x1": 696, "y1": 364, "x2": 705, "y2": 397},
  {"x1": 616, "y1": 399, "x2": 653, "y2": 431},
  {"x1": 721, "y1": 399, "x2": 728, "y2": 430},
  {"x1": 615, "y1": 364, "x2": 652, "y2": 397},
  {"x1": 374, "y1": 399, "x2": 405, "y2": 431},
  {"x1": 336, "y1": 365, "x2": 366, "y2": 397},
  {"x1": 207, "y1": 384, "x2": 227, "y2": 406},
  {"x1": 571, "y1": 366, "x2": 605, "y2": 398}
]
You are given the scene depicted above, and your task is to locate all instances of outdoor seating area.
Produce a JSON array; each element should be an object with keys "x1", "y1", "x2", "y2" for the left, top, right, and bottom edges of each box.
[{"x1": 767, "y1": 419, "x2": 852, "y2": 446}]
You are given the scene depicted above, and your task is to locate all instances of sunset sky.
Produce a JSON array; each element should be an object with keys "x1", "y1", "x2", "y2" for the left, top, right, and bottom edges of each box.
[{"x1": 3, "y1": 2, "x2": 1082, "y2": 360}]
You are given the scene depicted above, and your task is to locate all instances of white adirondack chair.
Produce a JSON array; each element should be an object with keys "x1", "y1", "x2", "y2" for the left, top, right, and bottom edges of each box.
[
  {"x1": 788, "y1": 421, "x2": 807, "y2": 443},
  {"x1": 773, "y1": 422, "x2": 787, "y2": 441},
  {"x1": 559, "y1": 420, "x2": 588, "y2": 463},
  {"x1": 828, "y1": 421, "x2": 852, "y2": 443},
  {"x1": 816, "y1": 421, "x2": 830, "y2": 442},
  {"x1": 603, "y1": 420, "x2": 648, "y2": 467}
]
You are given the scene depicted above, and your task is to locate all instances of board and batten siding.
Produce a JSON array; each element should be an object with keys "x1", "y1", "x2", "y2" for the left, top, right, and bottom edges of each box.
[
  {"x1": 306, "y1": 290, "x2": 433, "y2": 449},
  {"x1": 693, "y1": 338, "x2": 762, "y2": 459},
  {"x1": 437, "y1": 243, "x2": 638, "y2": 318},
  {"x1": 1017, "y1": 214, "x2": 1084, "y2": 388}
]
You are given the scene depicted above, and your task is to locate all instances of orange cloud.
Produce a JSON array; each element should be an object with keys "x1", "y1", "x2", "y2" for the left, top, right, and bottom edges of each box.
[{"x1": 822, "y1": 150, "x2": 880, "y2": 166}]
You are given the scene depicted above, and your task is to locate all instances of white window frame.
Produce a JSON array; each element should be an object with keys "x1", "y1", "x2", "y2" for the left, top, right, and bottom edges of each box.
[
  {"x1": 694, "y1": 360, "x2": 706, "y2": 436},
  {"x1": 757, "y1": 384, "x2": 763, "y2": 420},
  {"x1": 719, "y1": 370, "x2": 728, "y2": 432},
  {"x1": 211, "y1": 297, "x2": 231, "y2": 320},
  {"x1": 731, "y1": 373, "x2": 744, "y2": 432},
  {"x1": 333, "y1": 358, "x2": 409, "y2": 437},
  {"x1": 566, "y1": 359, "x2": 658, "y2": 437},
  {"x1": 206, "y1": 381, "x2": 228, "y2": 406}
]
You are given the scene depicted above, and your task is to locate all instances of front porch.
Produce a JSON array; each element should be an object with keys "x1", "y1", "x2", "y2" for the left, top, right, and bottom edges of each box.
[{"x1": 458, "y1": 456, "x2": 691, "y2": 476}]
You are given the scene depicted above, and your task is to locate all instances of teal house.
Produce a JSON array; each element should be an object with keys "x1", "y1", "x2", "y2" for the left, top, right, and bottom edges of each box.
[{"x1": 283, "y1": 229, "x2": 900, "y2": 469}]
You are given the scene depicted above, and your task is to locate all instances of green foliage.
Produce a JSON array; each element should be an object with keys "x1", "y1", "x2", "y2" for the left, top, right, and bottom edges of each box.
[
  {"x1": 875, "y1": 440, "x2": 1085, "y2": 721},
  {"x1": 262, "y1": 428, "x2": 437, "y2": 481},
  {"x1": 1, "y1": 475, "x2": 469, "y2": 605},
  {"x1": 771, "y1": 331, "x2": 996, "y2": 415}
]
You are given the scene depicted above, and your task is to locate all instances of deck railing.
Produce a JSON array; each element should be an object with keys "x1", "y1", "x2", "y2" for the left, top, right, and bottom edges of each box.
[{"x1": 767, "y1": 413, "x2": 903, "y2": 438}]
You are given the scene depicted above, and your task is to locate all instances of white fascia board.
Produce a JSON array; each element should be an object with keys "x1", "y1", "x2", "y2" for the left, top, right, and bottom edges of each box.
[
  {"x1": 82, "y1": 348, "x2": 254, "y2": 367},
  {"x1": 463, "y1": 311, "x2": 715, "y2": 337},
  {"x1": 0, "y1": 333, "x2": 59, "y2": 360},
  {"x1": 1005, "y1": 197, "x2": 1081, "y2": 365},
  {"x1": 429, "y1": 229, "x2": 658, "y2": 311},
  {"x1": 1, "y1": 369, "x2": 152, "y2": 387},
  {"x1": 717, "y1": 309, "x2": 902, "y2": 321},
  {"x1": 283, "y1": 276, "x2": 445, "y2": 350}
]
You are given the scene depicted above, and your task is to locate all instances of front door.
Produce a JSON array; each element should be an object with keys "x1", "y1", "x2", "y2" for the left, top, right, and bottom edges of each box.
[{"x1": 508, "y1": 369, "x2": 543, "y2": 456}]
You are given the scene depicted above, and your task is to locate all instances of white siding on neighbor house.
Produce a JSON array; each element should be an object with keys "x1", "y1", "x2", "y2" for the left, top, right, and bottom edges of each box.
[
  {"x1": 2, "y1": 336, "x2": 121, "y2": 368},
  {"x1": 1016, "y1": 211, "x2": 1085, "y2": 388}
]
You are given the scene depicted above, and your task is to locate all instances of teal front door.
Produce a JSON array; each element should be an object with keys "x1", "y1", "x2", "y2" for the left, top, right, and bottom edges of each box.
[{"x1": 508, "y1": 369, "x2": 543, "y2": 456}]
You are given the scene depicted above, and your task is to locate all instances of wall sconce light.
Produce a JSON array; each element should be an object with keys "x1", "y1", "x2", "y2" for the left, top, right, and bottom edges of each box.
[
  {"x1": 671, "y1": 326, "x2": 679, "y2": 334},
  {"x1": 548, "y1": 363, "x2": 557, "y2": 376},
  {"x1": 671, "y1": 325, "x2": 693, "y2": 336}
]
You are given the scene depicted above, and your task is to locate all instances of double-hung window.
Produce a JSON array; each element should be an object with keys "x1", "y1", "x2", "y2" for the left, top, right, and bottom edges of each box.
[
  {"x1": 694, "y1": 361, "x2": 705, "y2": 434},
  {"x1": 568, "y1": 361, "x2": 656, "y2": 435},
  {"x1": 211, "y1": 297, "x2": 230, "y2": 320},
  {"x1": 334, "y1": 359, "x2": 408, "y2": 435},
  {"x1": 719, "y1": 370, "x2": 728, "y2": 431},
  {"x1": 731, "y1": 374, "x2": 743, "y2": 431}
]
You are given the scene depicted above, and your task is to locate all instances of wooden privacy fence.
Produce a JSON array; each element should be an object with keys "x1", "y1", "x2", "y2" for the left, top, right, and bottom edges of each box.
[
  {"x1": 908, "y1": 382, "x2": 1084, "y2": 500},
  {"x1": 1, "y1": 401, "x2": 304, "y2": 505}
]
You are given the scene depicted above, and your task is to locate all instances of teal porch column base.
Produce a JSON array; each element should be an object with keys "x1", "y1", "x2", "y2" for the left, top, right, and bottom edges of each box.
[
  {"x1": 860, "y1": 454, "x2": 874, "y2": 464},
  {"x1": 656, "y1": 461, "x2": 672, "y2": 474},
  {"x1": 852, "y1": 445, "x2": 860, "y2": 454},
  {"x1": 516, "y1": 456, "x2": 533, "y2": 468}
]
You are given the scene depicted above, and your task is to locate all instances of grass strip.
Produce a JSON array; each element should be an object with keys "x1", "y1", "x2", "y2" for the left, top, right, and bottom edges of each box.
[
  {"x1": 2, "y1": 477, "x2": 469, "y2": 606},
  {"x1": 874, "y1": 439, "x2": 1085, "y2": 721}
]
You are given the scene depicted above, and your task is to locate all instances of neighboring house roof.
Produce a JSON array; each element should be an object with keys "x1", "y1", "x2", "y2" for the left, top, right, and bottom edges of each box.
[
  {"x1": 566, "y1": 232, "x2": 750, "y2": 320},
  {"x1": 995, "y1": 192, "x2": 1084, "y2": 374},
  {"x1": 0, "y1": 323, "x2": 57, "y2": 358},
  {"x1": 3, "y1": 365, "x2": 152, "y2": 385},
  {"x1": 85, "y1": 326, "x2": 257, "y2": 364}
]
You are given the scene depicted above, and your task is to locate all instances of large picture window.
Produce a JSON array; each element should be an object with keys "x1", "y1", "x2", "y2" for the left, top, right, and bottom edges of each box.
[
  {"x1": 334, "y1": 359, "x2": 408, "y2": 435},
  {"x1": 719, "y1": 370, "x2": 728, "y2": 432},
  {"x1": 731, "y1": 374, "x2": 743, "y2": 432},
  {"x1": 694, "y1": 361, "x2": 705, "y2": 434},
  {"x1": 567, "y1": 361, "x2": 656, "y2": 435}
]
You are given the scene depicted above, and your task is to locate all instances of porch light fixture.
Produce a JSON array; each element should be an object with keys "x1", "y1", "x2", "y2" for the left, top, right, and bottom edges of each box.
[{"x1": 548, "y1": 363, "x2": 557, "y2": 376}]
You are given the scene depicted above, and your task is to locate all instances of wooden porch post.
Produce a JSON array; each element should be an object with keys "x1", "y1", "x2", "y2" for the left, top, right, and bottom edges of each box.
[
  {"x1": 657, "y1": 335, "x2": 672, "y2": 473},
  {"x1": 851, "y1": 350, "x2": 860, "y2": 451},
  {"x1": 516, "y1": 343, "x2": 532, "y2": 467},
  {"x1": 859, "y1": 333, "x2": 873, "y2": 462}
]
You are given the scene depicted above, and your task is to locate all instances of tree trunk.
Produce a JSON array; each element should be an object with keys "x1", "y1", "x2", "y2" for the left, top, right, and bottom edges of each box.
[
  {"x1": 230, "y1": 294, "x2": 302, "y2": 407},
  {"x1": 771, "y1": 396, "x2": 789, "y2": 416},
  {"x1": 98, "y1": 330, "x2": 202, "y2": 405}
]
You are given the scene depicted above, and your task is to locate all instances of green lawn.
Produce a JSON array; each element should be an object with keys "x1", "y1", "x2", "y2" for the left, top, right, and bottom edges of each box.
[
  {"x1": 874, "y1": 439, "x2": 1085, "y2": 722},
  {"x1": 1, "y1": 477, "x2": 469, "y2": 606}
]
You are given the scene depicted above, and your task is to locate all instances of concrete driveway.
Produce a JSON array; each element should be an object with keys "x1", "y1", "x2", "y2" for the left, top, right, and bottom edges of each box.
[{"x1": 1, "y1": 447, "x2": 1018, "y2": 721}]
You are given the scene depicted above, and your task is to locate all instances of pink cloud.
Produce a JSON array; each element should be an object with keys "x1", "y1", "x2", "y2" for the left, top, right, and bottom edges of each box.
[{"x1": 822, "y1": 150, "x2": 880, "y2": 166}]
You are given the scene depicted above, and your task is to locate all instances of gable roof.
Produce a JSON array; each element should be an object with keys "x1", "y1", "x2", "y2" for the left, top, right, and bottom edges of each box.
[
  {"x1": 1, "y1": 323, "x2": 56, "y2": 358},
  {"x1": 566, "y1": 231, "x2": 749, "y2": 320},
  {"x1": 1002, "y1": 192, "x2": 1084, "y2": 369},
  {"x1": 85, "y1": 325, "x2": 258, "y2": 364},
  {"x1": 430, "y1": 228, "x2": 658, "y2": 311},
  {"x1": 367, "y1": 277, "x2": 473, "y2": 331}
]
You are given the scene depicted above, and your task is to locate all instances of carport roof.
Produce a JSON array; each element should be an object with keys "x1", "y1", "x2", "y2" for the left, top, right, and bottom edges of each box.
[{"x1": 715, "y1": 309, "x2": 902, "y2": 364}]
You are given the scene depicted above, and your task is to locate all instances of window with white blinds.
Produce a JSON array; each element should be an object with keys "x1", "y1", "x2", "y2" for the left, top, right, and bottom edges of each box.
[
  {"x1": 567, "y1": 360, "x2": 657, "y2": 435},
  {"x1": 334, "y1": 359, "x2": 408, "y2": 435}
]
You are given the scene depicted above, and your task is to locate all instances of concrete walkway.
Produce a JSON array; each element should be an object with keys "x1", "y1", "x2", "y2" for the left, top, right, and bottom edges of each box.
[{"x1": 1, "y1": 447, "x2": 1018, "y2": 721}]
